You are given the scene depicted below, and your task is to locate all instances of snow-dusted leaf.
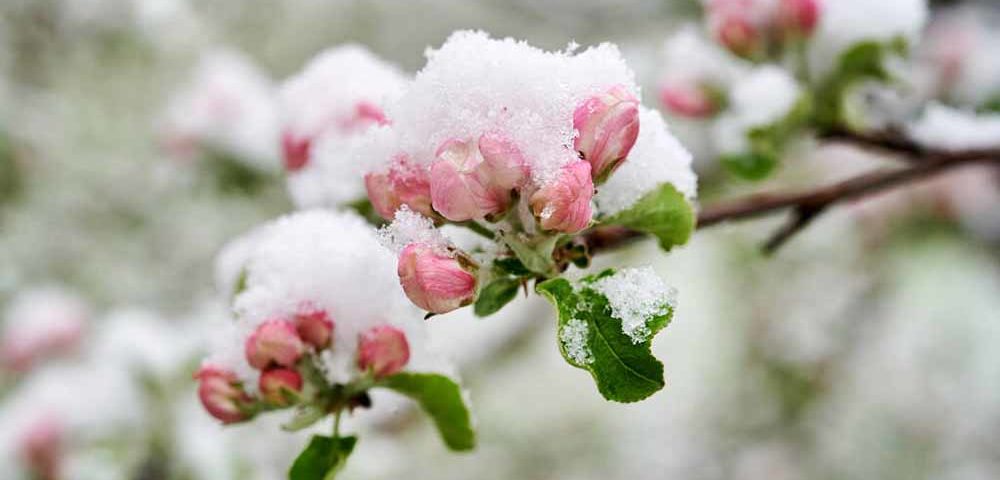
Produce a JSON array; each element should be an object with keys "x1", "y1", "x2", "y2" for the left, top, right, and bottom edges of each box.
[
  {"x1": 601, "y1": 183, "x2": 695, "y2": 252},
  {"x1": 536, "y1": 269, "x2": 674, "y2": 403},
  {"x1": 380, "y1": 373, "x2": 476, "y2": 451},
  {"x1": 288, "y1": 435, "x2": 357, "y2": 480}
]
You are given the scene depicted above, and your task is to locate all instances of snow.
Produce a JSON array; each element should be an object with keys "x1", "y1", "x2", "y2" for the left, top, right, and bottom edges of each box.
[
  {"x1": 907, "y1": 103, "x2": 1000, "y2": 151},
  {"x1": 596, "y1": 107, "x2": 697, "y2": 216},
  {"x1": 659, "y1": 24, "x2": 749, "y2": 90},
  {"x1": 592, "y1": 267, "x2": 677, "y2": 344},
  {"x1": 712, "y1": 66, "x2": 802, "y2": 154},
  {"x1": 809, "y1": 0, "x2": 928, "y2": 77},
  {"x1": 376, "y1": 206, "x2": 452, "y2": 255},
  {"x1": 559, "y1": 318, "x2": 593, "y2": 365}
]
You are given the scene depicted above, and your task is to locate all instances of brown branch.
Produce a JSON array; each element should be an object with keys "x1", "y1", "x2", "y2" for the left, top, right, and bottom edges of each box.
[{"x1": 584, "y1": 134, "x2": 1000, "y2": 256}]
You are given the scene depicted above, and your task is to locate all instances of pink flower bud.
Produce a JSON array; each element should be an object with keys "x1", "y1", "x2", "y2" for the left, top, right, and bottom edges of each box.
[
  {"x1": 397, "y1": 244, "x2": 477, "y2": 314},
  {"x1": 712, "y1": 12, "x2": 761, "y2": 58},
  {"x1": 194, "y1": 366, "x2": 253, "y2": 424},
  {"x1": 530, "y1": 160, "x2": 594, "y2": 233},
  {"x1": 777, "y1": 0, "x2": 820, "y2": 38},
  {"x1": 429, "y1": 138, "x2": 510, "y2": 221},
  {"x1": 294, "y1": 307, "x2": 334, "y2": 349},
  {"x1": 244, "y1": 320, "x2": 305, "y2": 370},
  {"x1": 573, "y1": 85, "x2": 640, "y2": 183},
  {"x1": 19, "y1": 418, "x2": 62, "y2": 480},
  {"x1": 659, "y1": 80, "x2": 721, "y2": 119},
  {"x1": 357, "y1": 325, "x2": 410, "y2": 378},
  {"x1": 282, "y1": 132, "x2": 311, "y2": 172},
  {"x1": 477, "y1": 131, "x2": 530, "y2": 191},
  {"x1": 354, "y1": 101, "x2": 389, "y2": 127},
  {"x1": 365, "y1": 154, "x2": 435, "y2": 220},
  {"x1": 258, "y1": 368, "x2": 304, "y2": 406}
]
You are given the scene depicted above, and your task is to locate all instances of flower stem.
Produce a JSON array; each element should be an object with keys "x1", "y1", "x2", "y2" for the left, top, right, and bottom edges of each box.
[{"x1": 458, "y1": 221, "x2": 495, "y2": 240}]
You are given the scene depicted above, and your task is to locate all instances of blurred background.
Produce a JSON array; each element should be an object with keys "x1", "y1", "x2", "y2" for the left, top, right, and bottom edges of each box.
[{"x1": 0, "y1": 0, "x2": 998, "y2": 479}]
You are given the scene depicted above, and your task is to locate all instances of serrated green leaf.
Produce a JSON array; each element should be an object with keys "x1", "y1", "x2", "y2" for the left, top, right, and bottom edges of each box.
[
  {"x1": 289, "y1": 435, "x2": 357, "y2": 480},
  {"x1": 536, "y1": 273, "x2": 673, "y2": 403},
  {"x1": 474, "y1": 277, "x2": 521, "y2": 317},
  {"x1": 602, "y1": 183, "x2": 695, "y2": 252},
  {"x1": 380, "y1": 373, "x2": 476, "y2": 451}
]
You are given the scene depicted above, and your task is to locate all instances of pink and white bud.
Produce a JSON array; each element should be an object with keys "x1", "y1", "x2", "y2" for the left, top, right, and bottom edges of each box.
[
  {"x1": 477, "y1": 131, "x2": 530, "y2": 191},
  {"x1": 365, "y1": 154, "x2": 435, "y2": 220},
  {"x1": 244, "y1": 320, "x2": 305, "y2": 370},
  {"x1": 294, "y1": 307, "x2": 334, "y2": 349},
  {"x1": 19, "y1": 418, "x2": 62, "y2": 480},
  {"x1": 573, "y1": 85, "x2": 640, "y2": 183},
  {"x1": 397, "y1": 244, "x2": 477, "y2": 314},
  {"x1": 659, "y1": 80, "x2": 722, "y2": 119},
  {"x1": 709, "y1": 6, "x2": 762, "y2": 58},
  {"x1": 282, "y1": 131, "x2": 311, "y2": 172},
  {"x1": 194, "y1": 365, "x2": 253, "y2": 424},
  {"x1": 357, "y1": 325, "x2": 410, "y2": 378},
  {"x1": 258, "y1": 368, "x2": 304, "y2": 406},
  {"x1": 777, "y1": 0, "x2": 820, "y2": 38},
  {"x1": 430, "y1": 138, "x2": 510, "y2": 221},
  {"x1": 530, "y1": 160, "x2": 594, "y2": 233}
]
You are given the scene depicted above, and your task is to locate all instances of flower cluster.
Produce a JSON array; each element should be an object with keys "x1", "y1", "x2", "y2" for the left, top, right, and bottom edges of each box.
[
  {"x1": 358, "y1": 31, "x2": 695, "y2": 314},
  {"x1": 704, "y1": 0, "x2": 821, "y2": 59},
  {"x1": 195, "y1": 210, "x2": 448, "y2": 425}
]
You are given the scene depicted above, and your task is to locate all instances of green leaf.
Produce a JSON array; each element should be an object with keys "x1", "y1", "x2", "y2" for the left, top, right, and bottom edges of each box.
[
  {"x1": 282, "y1": 404, "x2": 327, "y2": 432},
  {"x1": 601, "y1": 183, "x2": 695, "y2": 252},
  {"x1": 493, "y1": 257, "x2": 531, "y2": 277},
  {"x1": 502, "y1": 233, "x2": 558, "y2": 275},
  {"x1": 814, "y1": 40, "x2": 901, "y2": 131},
  {"x1": 536, "y1": 272, "x2": 674, "y2": 403},
  {"x1": 474, "y1": 277, "x2": 521, "y2": 317},
  {"x1": 380, "y1": 373, "x2": 476, "y2": 451},
  {"x1": 289, "y1": 435, "x2": 357, "y2": 480},
  {"x1": 720, "y1": 151, "x2": 778, "y2": 181}
]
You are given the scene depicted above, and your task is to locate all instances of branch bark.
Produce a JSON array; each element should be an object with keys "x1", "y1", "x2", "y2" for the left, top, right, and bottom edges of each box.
[{"x1": 584, "y1": 133, "x2": 1000, "y2": 256}]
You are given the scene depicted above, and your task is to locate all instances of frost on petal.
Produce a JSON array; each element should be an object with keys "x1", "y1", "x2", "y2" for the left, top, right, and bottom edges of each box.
[
  {"x1": 591, "y1": 267, "x2": 677, "y2": 344},
  {"x1": 595, "y1": 107, "x2": 697, "y2": 216},
  {"x1": 559, "y1": 318, "x2": 594, "y2": 365}
]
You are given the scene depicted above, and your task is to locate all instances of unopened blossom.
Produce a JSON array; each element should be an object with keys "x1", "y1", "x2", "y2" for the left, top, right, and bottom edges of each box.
[
  {"x1": 244, "y1": 320, "x2": 305, "y2": 370},
  {"x1": 294, "y1": 306, "x2": 334, "y2": 349},
  {"x1": 477, "y1": 131, "x2": 530, "y2": 191},
  {"x1": 777, "y1": 0, "x2": 820, "y2": 38},
  {"x1": 530, "y1": 160, "x2": 595, "y2": 234},
  {"x1": 573, "y1": 85, "x2": 640, "y2": 183},
  {"x1": 281, "y1": 132, "x2": 312, "y2": 172},
  {"x1": 195, "y1": 365, "x2": 254, "y2": 424},
  {"x1": 659, "y1": 80, "x2": 723, "y2": 118},
  {"x1": 430, "y1": 138, "x2": 509, "y2": 221},
  {"x1": 258, "y1": 368, "x2": 304, "y2": 406},
  {"x1": 397, "y1": 244, "x2": 477, "y2": 314},
  {"x1": 19, "y1": 418, "x2": 62, "y2": 480},
  {"x1": 357, "y1": 325, "x2": 411, "y2": 378},
  {"x1": 365, "y1": 154, "x2": 434, "y2": 220}
]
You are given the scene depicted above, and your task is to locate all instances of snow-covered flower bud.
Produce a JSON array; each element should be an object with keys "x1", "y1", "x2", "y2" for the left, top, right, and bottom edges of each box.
[
  {"x1": 365, "y1": 154, "x2": 435, "y2": 220},
  {"x1": 244, "y1": 320, "x2": 305, "y2": 370},
  {"x1": 397, "y1": 244, "x2": 477, "y2": 314},
  {"x1": 477, "y1": 131, "x2": 530, "y2": 191},
  {"x1": 194, "y1": 365, "x2": 254, "y2": 424},
  {"x1": 281, "y1": 132, "x2": 311, "y2": 172},
  {"x1": 530, "y1": 160, "x2": 594, "y2": 233},
  {"x1": 573, "y1": 85, "x2": 640, "y2": 183},
  {"x1": 294, "y1": 307, "x2": 334, "y2": 349},
  {"x1": 357, "y1": 325, "x2": 410, "y2": 378},
  {"x1": 429, "y1": 138, "x2": 510, "y2": 221},
  {"x1": 659, "y1": 80, "x2": 723, "y2": 119},
  {"x1": 19, "y1": 418, "x2": 62, "y2": 480},
  {"x1": 777, "y1": 0, "x2": 820, "y2": 38},
  {"x1": 258, "y1": 367, "x2": 304, "y2": 406}
]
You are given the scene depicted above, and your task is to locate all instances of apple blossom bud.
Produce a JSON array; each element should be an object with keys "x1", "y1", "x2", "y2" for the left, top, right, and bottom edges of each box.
[
  {"x1": 573, "y1": 85, "x2": 640, "y2": 183},
  {"x1": 194, "y1": 365, "x2": 253, "y2": 424},
  {"x1": 530, "y1": 160, "x2": 594, "y2": 233},
  {"x1": 365, "y1": 154, "x2": 434, "y2": 220},
  {"x1": 713, "y1": 12, "x2": 760, "y2": 58},
  {"x1": 354, "y1": 101, "x2": 389, "y2": 127},
  {"x1": 777, "y1": 0, "x2": 820, "y2": 39},
  {"x1": 357, "y1": 325, "x2": 410, "y2": 378},
  {"x1": 19, "y1": 418, "x2": 62, "y2": 480},
  {"x1": 294, "y1": 307, "x2": 334, "y2": 349},
  {"x1": 244, "y1": 320, "x2": 305, "y2": 370},
  {"x1": 477, "y1": 131, "x2": 530, "y2": 190},
  {"x1": 430, "y1": 138, "x2": 510, "y2": 221},
  {"x1": 397, "y1": 244, "x2": 477, "y2": 314},
  {"x1": 282, "y1": 132, "x2": 311, "y2": 172},
  {"x1": 659, "y1": 80, "x2": 722, "y2": 119},
  {"x1": 258, "y1": 368, "x2": 304, "y2": 406}
]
